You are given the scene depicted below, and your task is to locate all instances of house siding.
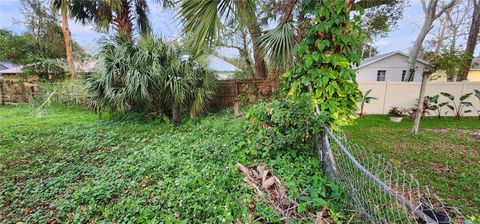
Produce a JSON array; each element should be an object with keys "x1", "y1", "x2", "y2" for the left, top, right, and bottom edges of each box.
[
  {"x1": 356, "y1": 54, "x2": 426, "y2": 82},
  {"x1": 467, "y1": 70, "x2": 480, "y2": 81}
]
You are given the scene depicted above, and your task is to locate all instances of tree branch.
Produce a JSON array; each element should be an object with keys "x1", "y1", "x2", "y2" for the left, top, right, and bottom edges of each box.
[
  {"x1": 421, "y1": 0, "x2": 427, "y2": 13},
  {"x1": 221, "y1": 44, "x2": 245, "y2": 54},
  {"x1": 435, "y1": 0, "x2": 457, "y2": 20},
  {"x1": 355, "y1": 0, "x2": 399, "y2": 9}
]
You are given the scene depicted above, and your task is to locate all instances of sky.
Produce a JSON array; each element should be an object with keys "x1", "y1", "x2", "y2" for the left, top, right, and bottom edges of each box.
[{"x1": 0, "y1": 0, "x2": 476, "y2": 70}]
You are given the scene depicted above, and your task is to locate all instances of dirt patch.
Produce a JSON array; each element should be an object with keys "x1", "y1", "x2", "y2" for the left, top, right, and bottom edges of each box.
[
  {"x1": 426, "y1": 128, "x2": 449, "y2": 133},
  {"x1": 471, "y1": 131, "x2": 480, "y2": 141},
  {"x1": 430, "y1": 164, "x2": 450, "y2": 174}
]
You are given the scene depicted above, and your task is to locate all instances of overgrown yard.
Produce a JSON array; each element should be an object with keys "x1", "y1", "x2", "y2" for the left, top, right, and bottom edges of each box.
[
  {"x1": 344, "y1": 116, "x2": 480, "y2": 216},
  {"x1": 0, "y1": 105, "x2": 346, "y2": 223}
]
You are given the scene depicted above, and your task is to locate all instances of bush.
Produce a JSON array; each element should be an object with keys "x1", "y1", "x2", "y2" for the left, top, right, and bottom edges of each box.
[
  {"x1": 245, "y1": 97, "x2": 325, "y2": 156},
  {"x1": 84, "y1": 36, "x2": 217, "y2": 122}
]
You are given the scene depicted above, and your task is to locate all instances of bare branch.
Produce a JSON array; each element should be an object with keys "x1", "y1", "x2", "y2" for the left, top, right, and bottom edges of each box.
[
  {"x1": 435, "y1": 0, "x2": 457, "y2": 19},
  {"x1": 421, "y1": 0, "x2": 427, "y2": 13},
  {"x1": 220, "y1": 44, "x2": 244, "y2": 54}
]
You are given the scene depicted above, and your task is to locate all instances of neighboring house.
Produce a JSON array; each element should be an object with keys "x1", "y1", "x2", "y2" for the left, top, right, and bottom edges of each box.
[
  {"x1": 355, "y1": 51, "x2": 430, "y2": 82},
  {"x1": 0, "y1": 66, "x2": 29, "y2": 81},
  {"x1": 0, "y1": 62, "x2": 15, "y2": 71},
  {"x1": 0, "y1": 59, "x2": 96, "y2": 81},
  {"x1": 467, "y1": 56, "x2": 480, "y2": 81},
  {"x1": 207, "y1": 55, "x2": 239, "y2": 80}
]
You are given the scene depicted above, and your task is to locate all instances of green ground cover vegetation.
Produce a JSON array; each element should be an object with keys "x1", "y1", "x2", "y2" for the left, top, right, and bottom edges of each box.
[
  {"x1": 344, "y1": 115, "x2": 480, "y2": 215},
  {"x1": 0, "y1": 105, "x2": 348, "y2": 223}
]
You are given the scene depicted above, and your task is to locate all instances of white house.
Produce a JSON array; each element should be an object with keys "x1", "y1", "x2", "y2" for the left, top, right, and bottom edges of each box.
[
  {"x1": 207, "y1": 55, "x2": 239, "y2": 80},
  {"x1": 355, "y1": 51, "x2": 430, "y2": 82}
]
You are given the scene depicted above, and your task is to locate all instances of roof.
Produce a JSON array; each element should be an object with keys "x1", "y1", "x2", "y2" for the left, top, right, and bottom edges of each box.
[
  {"x1": 355, "y1": 51, "x2": 430, "y2": 69},
  {"x1": 207, "y1": 55, "x2": 239, "y2": 72},
  {"x1": 470, "y1": 56, "x2": 480, "y2": 70},
  {"x1": 0, "y1": 59, "x2": 96, "y2": 74},
  {"x1": 0, "y1": 66, "x2": 23, "y2": 74},
  {"x1": 0, "y1": 62, "x2": 15, "y2": 70}
]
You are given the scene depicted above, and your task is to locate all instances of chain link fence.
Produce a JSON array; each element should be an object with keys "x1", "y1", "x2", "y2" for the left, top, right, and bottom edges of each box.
[{"x1": 316, "y1": 126, "x2": 465, "y2": 223}]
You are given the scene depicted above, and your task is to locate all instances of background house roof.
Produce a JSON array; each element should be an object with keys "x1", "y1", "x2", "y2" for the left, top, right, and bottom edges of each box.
[
  {"x1": 470, "y1": 56, "x2": 480, "y2": 70},
  {"x1": 0, "y1": 62, "x2": 15, "y2": 70},
  {"x1": 0, "y1": 66, "x2": 23, "y2": 74},
  {"x1": 355, "y1": 51, "x2": 430, "y2": 69}
]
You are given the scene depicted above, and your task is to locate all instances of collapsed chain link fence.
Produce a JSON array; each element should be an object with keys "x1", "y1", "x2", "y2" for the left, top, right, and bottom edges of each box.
[{"x1": 316, "y1": 126, "x2": 465, "y2": 223}]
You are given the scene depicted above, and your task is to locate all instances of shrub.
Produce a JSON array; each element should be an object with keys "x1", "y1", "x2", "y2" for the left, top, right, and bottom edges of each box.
[
  {"x1": 245, "y1": 97, "x2": 325, "y2": 156},
  {"x1": 427, "y1": 95, "x2": 449, "y2": 118},
  {"x1": 440, "y1": 92, "x2": 473, "y2": 118},
  {"x1": 84, "y1": 36, "x2": 217, "y2": 122},
  {"x1": 388, "y1": 106, "x2": 404, "y2": 117}
]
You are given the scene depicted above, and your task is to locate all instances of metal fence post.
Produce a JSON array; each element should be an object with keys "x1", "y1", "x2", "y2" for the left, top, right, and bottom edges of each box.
[{"x1": 320, "y1": 126, "x2": 338, "y2": 175}]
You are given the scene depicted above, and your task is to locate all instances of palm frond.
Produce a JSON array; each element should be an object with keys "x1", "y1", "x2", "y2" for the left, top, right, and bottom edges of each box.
[
  {"x1": 178, "y1": 0, "x2": 235, "y2": 56},
  {"x1": 256, "y1": 21, "x2": 297, "y2": 69}
]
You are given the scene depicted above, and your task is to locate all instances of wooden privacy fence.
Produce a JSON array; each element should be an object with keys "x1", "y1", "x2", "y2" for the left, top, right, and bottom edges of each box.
[
  {"x1": 0, "y1": 80, "x2": 41, "y2": 104},
  {"x1": 213, "y1": 78, "x2": 277, "y2": 107}
]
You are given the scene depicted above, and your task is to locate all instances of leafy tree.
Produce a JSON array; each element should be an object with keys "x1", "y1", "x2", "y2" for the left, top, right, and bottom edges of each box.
[
  {"x1": 283, "y1": 0, "x2": 362, "y2": 127},
  {"x1": 0, "y1": 29, "x2": 38, "y2": 64},
  {"x1": 426, "y1": 49, "x2": 472, "y2": 81},
  {"x1": 21, "y1": 0, "x2": 67, "y2": 60}
]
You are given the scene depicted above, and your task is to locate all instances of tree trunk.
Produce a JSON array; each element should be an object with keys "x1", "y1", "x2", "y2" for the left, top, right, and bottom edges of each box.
[
  {"x1": 405, "y1": 17, "x2": 433, "y2": 82},
  {"x1": 412, "y1": 72, "x2": 430, "y2": 135},
  {"x1": 172, "y1": 104, "x2": 181, "y2": 124},
  {"x1": 457, "y1": 2, "x2": 480, "y2": 81},
  {"x1": 241, "y1": 30, "x2": 255, "y2": 78},
  {"x1": 237, "y1": 0, "x2": 267, "y2": 79},
  {"x1": 115, "y1": 0, "x2": 133, "y2": 42},
  {"x1": 60, "y1": 10, "x2": 75, "y2": 79}
]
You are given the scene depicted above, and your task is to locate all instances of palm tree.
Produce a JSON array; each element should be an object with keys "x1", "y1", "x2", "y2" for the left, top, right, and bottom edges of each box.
[
  {"x1": 51, "y1": 0, "x2": 75, "y2": 79},
  {"x1": 85, "y1": 36, "x2": 217, "y2": 123},
  {"x1": 69, "y1": 0, "x2": 151, "y2": 42}
]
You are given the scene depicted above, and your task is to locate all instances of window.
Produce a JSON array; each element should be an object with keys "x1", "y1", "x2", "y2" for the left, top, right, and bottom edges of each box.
[
  {"x1": 402, "y1": 70, "x2": 416, "y2": 81},
  {"x1": 377, "y1": 70, "x2": 386, "y2": 81}
]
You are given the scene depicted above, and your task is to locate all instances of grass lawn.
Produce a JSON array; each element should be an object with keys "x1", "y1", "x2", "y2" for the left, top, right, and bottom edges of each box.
[
  {"x1": 0, "y1": 105, "x2": 346, "y2": 223},
  {"x1": 344, "y1": 115, "x2": 480, "y2": 216}
]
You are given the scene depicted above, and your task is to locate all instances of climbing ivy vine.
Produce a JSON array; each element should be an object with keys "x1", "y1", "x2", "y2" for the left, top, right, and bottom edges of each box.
[{"x1": 283, "y1": 0, "x2": 363, "y2": 127}]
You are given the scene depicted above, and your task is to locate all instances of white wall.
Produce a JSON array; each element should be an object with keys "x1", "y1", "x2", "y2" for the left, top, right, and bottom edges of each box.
[
  {"x1": 358, "y1": 81, "x2": 480, "y2": 116},
  {"x1": 356, "y1": 54, "x2": 426, "y2": 82}
]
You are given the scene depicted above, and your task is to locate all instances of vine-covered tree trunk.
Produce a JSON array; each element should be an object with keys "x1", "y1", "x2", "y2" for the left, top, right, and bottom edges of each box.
[
  {"x1": 172, "y1": 104, "x2": 181, "y2": 124},
  {"x1": 60, "y1": 10, "x2": 75, "y2": 79},
  {"x1": 457, "y1": 1, "x2": 480, "y2": 81}
]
